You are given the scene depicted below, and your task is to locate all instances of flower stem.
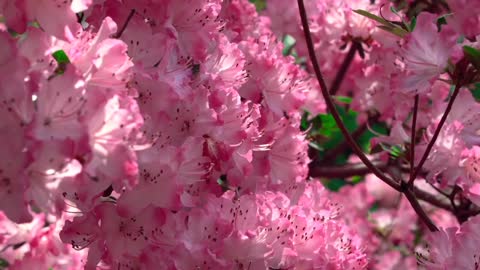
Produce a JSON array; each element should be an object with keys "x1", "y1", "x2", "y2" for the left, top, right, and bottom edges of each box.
[
  {"x1": 410, "y1": 84, "x2": 462, "y2": 182},
  {"x1": 113, "y1": 9, "x2": 136, "y2": 39}
]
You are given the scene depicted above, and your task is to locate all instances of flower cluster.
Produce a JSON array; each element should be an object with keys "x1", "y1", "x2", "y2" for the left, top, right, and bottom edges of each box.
[
  {"x1": 0, "y1": 0, "x2": 365, "y2": 269},
  {"x1": 1, "y1": 0, "x2": 479, "y2": 269}
]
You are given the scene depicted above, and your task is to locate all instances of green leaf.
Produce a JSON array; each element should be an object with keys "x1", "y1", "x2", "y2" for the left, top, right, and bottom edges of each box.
[
  {"x1": 316, "y1": 106, "x2": 358, "y2": 162},
  {"x1": 52, "y1": 50, "x2": 70, "y2": 64},
  {"x1": 249, "y1": 0, "x2": 266, "y2": 11},
  {"x1": 358, "y1": 122, "x2": 388, "y2": 152},
  {"x1": 409, "y1": 16, "x2": 417, "y2": 32},
  {"x1": 353, "y1": 9, "x2": 394, "y2": 27},
  {"x1": 389, "y1": 6, "x2": 401, "y2": 17},
  {"x1": 308, "y1": 141, "x2": 324, "y2": 151},
  {"x1": 390, "y1": 6, "x2": 411, "y2": 32},
  {"x1": 324, "y1": 178, "x2": 347, "y2": 191},
  {"x1": 369, "y1": 202, "x2": 380, "y2": 213},
  {"x1": 463, "y1": 45, "x2": 480, "y2": 69},
  {"x1": 0, "y1": 258, "x2": 9, "y2": 269},
  {"x1": 217, "y1": 175, "x2": 230, "y2": 192},
  {"x1": 354, "y1": 9, "x2": 409, "y2": 37},
  {"x1": 376, "y1": 25, "x2": 409, "y2": 38},
  {"x1": 51, "y1": 50, "x2": 71, "y2": 76},
  {"x1": 471, "y1": 83, "x2": 480, "y2": 101},
  {"x1": 282, "y1": 35, "x2": 296, "y2": 56},
  {"x1": 436, "y1": 13, "x2": 452, "y2": 32},
  {"x1": 351, "y1": 175, "x2": 364, "y2": 184},
  {"x1": 389, "y1": 145, "x2": 405, "y2": 158},
  {"x1": 332, "y1": 96, "x2": 353, "y2": 104},
  {"x1": 28, "y1": 21, "x2": 41, "y2": 28}
]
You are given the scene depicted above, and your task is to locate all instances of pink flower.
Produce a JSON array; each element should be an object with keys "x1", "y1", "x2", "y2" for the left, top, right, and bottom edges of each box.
[
  {"x1": 31, "y1": 67, "x2": 87, "y2": 141},
  {"x1": 421, "y1": 215, "x2": 480, "y2": 270},
  {"x1": 448, "y1": 0, "x2": 480, "y2": 38},
  {"x1": 0, "y1": 0, "x2": 91, "y2": 41},
  {"x1": 399, "y1": 13, "x2": 457, "y2": 94},
  {"x1": 83, "y1": 93, "x2": 143, "y2": 189}
]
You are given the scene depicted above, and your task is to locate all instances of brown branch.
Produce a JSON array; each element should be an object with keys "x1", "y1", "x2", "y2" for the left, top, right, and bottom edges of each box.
[
  {"x1": 297, "y1": 0, "x2": 400, "y2": 192},
  {"x1": 410, "y1": 84, "x2": 462, "y2": 182},
  {"x1": 408, "y1": 94, "x2": 420, "y2": 186},
  {"x1": 113, "y1": 9, "x2": 136, "y2": 39},
  {"x1": 311, "y1": 161, "x2": 480, "y2": 224},
  {"x1": 310, "y1": 161, "x2": 388, "y2": 178},
  {"x1": 413, "y1": 186, "x2": 453, "y2": 212},
  {"x1": 403, "y1": 186, "x2": 439, "y2": 231},
  {"x1": 297, "y1": 0, "x2": 442, "y2": 231},
  {"x1": 329, "y1": 41, "x2": 359, "y2": 95}
]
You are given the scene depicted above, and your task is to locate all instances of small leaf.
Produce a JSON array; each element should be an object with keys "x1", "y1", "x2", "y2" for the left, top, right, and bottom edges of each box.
[
  {"x1": 52, "y1": 50, "x2": 70, "y2": 64},
  {"x1": 323, "y1": 178, "x2": 347, "y2": 191},
  {"x1": 353, "y1": 9, "x2": 394, "y2": 27},
  {"x1": 51, "y1": 50, "x2": 71, "y2": 76},
  {"x1": 282, "y1": 35, "x2": 296, "y2": 56},
  {"x1": 333, "y1": 96, "x2": 353, "y2": 104},
  {"x1": 463, "y1": 45, "x2": 480, "y2": 69},
  {"x1": 389, "y1": 145, "x2": 405, "y2": 158},
  {"x1": 377, "y1": 25, "x2": 408, "y2": 37},
  {"x1": 436, "y1": 13, "x2": 452, "y2": 32},
  {"x1": 389, "y1": 6, "x2": 401, "y2": 17},
  {"x1": 309, "y1": 141, "x2": 324, "y2": 151},
  {"x1": 0, "y1": 258, "x2": 9, "y2": 269},
  {"x1": 354, "y1": 9, "x2": 409, "y2": 37},
  {"x1": 471, "y1": 83, "x2": 480, "y2": 101},
  {"x1": 369, "y1": 202, "x2": 380, "y2": 212},
  {"x1": 390, "y1": 6, "x2": 411, "y2": 31},
  {"x1": 248, "y1": 0, "x2": 266, "y2": 11},
  {"x1": 409, "y1": 17, "x2": 417, "y2": 32},
  {"x1": 28, "y1": 21, "x2": 41, "y2": 28},
  {"x1": 351, "y1": 175, "x2": 364, "y2": 184}
]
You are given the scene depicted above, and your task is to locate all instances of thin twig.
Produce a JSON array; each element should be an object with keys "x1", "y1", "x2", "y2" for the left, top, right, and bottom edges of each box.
[
  {"x1": 403, "y1": 187, "x2": 439, "y2": 231},
  {"x1": 113, "y1": 9, "x2": 136, "y2": 39},
  {"x1": 410, "y1": 84, "x2": 462, "y2": 182},
  {"x1": 408, "y1": 94, "x2": 419, "y2": 186},
  {"x1": 310, "y1": 161, "x2": 480, "y2": 222},
  {"x1": 297, "y1": 0, "x2": 401, "y2": 191},
  {"x1": 330, "y1": 42, "x2": 359, "y2": 95},
  {"x1": 310, "y1": 161, "x2": 388, "y2": 178},
  {"x1": 413, "y1": 186, "x2": 453, "y2": 212}
]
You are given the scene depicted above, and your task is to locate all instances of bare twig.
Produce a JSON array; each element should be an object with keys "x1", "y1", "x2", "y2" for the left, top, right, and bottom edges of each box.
[
  {"x1": 113, "y1": 9, "x2": 136, "y2": 39},
  {"x1": 297, "y1": 0, "x2": 400, "y2": 191},
  {"x1": 330, "y1": 41, "x2": 359, "y2": 95},
  {"x1": 310, "y1": 161, "x2": 388, "y2": 178},
  {"x1": 408, "y1": 94, "x2": 420, "y2": 186},
  {"x1": 403, "y1": 186, "x2": 439, "y2": 231},
  {"x1": 410, "y1": 84, "x2": 462, "y2": 182}
]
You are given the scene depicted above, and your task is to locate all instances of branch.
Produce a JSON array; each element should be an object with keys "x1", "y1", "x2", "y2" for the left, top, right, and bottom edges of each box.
[
  {"x1": 297, "y1": 0, "x2": 441, "y2": 232},
  {"x1": 413, "y1": 186, "x2": 453, "y2": 212},
  {"x1": 329, "y1": 41, "x2": 359, "y2": 95},
  {"x1": 296, "y1": 0, "x2": 401, "y2": 191},
  {"x1": 410, "y1": 84, "x2": 462, "y2": 181},
  {"x1": 113, "y1": 9, "x2": 136, "y2": 39},
  {"x1": 310, "y1": 161, "x2": 388, "y2": 178},
  {"x1": 311, "y1": 162, "x2": 480, "y2": 224},
  {"x1": 403, "y1": 186, "x2": 439, "y2": 231},
  {"x1": 408, "y1": 94, "x2": 420, "y2": 186},
  {"x1": 386, "y1": 164, "x2": 439, "y2": 231}
]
